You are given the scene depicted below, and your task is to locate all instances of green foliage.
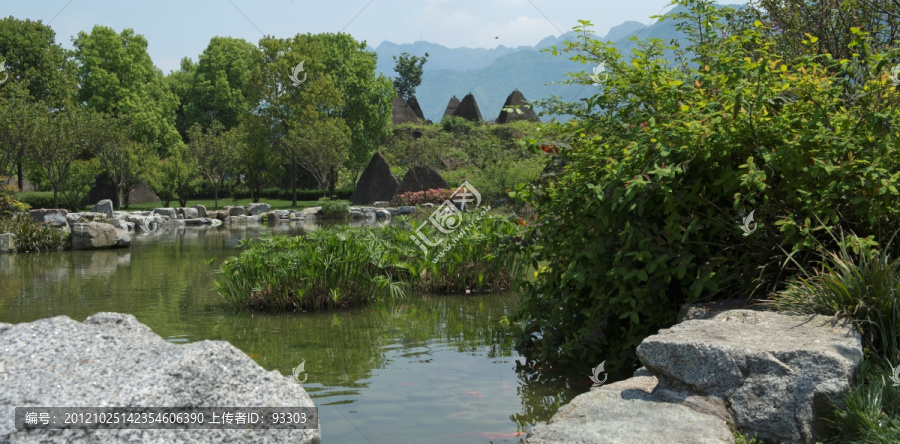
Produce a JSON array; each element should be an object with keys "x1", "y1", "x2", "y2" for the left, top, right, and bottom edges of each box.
[
  {"x1": 317, "y1": 197, "x2": 349, "y2": 219},
  {"x1": 214, "y1": 213, "x2": 527, "y2": 310},
  {"x1": 149, "y1": 142, "x2": 201, "y2": 208},
  {"x1": 0, "y1": 182, "x2": 29, "y2": 217},
  {"x1": 0, "y1": 214, "x2": 69, "y2": 252},
  {"x1": 0, "y1": 16, "x2": 77, "y2": 107},
  {"x1": 181, "y1": 37, "x2": 257, "y2": 133},
  {"x1": 826, "y1": 357, "x2": 900, "y2": 442},
  {"x1": 58, "y1": 158, "x2": 99, "y2": 211},
  {"x1": 440, "y1": 115, "x2": 476, "y2": 134},
  {"x1": 514, "y1": 0, "x2": 900, "y2": 375},
  {"x1": 391, "y1": 51, "x2": 429, "y2": 102},
  {"x1": 26, "y1": 107, "x2": 93, "y2": 208},
  {"x1": 15, "y1": 192, "x2": 54, "y2": 210},
  {"x1": 187, "y1": 120, "x2": 240, "y2": 210}
]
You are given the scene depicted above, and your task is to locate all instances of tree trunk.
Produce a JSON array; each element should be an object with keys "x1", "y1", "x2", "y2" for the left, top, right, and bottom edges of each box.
[
  {"x1": 214, "y1": 185, "x2": 219, "y2": 210},
  {"x1": 291, "y1": 159, "x2": 297, "y2": 208},
  {"x1": 327, "y1": 166, "x2": 337, "y2": 199},
  {"x1": 16, "y1": 162, "x2": 23, "y2": 191},
  {"x1": 52, "y1": 188, "x2": 58, "y2": 208}
]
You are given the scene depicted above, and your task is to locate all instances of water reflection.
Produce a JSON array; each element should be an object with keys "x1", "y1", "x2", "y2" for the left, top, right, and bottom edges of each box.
[{"x1": 0, "y1": 223, "x2": 582, "y2": 443}]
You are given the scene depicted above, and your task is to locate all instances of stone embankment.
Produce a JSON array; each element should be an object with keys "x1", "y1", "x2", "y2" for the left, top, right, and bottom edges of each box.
[
  {"x1": 527, "y1": 302, "x2": 863, "y2": 444},
  {"x1": 0, "y1": 313, "x2": 321, "y2": 443}
]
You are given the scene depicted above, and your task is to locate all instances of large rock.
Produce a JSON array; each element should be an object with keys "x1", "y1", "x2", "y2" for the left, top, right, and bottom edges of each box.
[
  {"x1": 350, "y1": 152, "x2": 400, "y2": 205},
  {"x1": 151, "y1": 208, "x2": 177, "y2": 219},
  {"x1": 28, "y1": 209, "x2": 68, "y2": 228},
  {"x1": 527, "y1": 386, "x2": 733, "y2": 444},
  {"x1": 0, "y1": 233, "x2": 15, "y2": 253},
  {"x1": 393, "y1": 165, "x2": 450, "y2": 196},
  {"x1": 229, "y1": 206, "x2": 247, "y2": 217},
  {"x1": 0, "y1": 313, "x2": 320, "y2": 443},
  {"x1": 636, "y1": 310, "x2": 862, "y2": 443},
  {"x1": 71, "y1": 222, "x2": 120, "y2": 250},
  {"x1": 191, "y1": 204, "x2": 207, "y2": 218},
  {"x1": 91, "y1": 199, "x2": 114, "y2": 218},
  {"x1": 248, "y1": 203, "x2": 272, "y2": 216},
  {"x1": 114, "y1": 228, "x2": 131, "y2": 247},
  {"x1": 177, "y1": 207, "x2": 199, "y2": 219}
]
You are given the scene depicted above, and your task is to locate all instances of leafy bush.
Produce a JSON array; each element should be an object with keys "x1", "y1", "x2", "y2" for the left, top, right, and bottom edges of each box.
[
  {"x1": 317, "y1": 197, "x2": 349, "y2": 219},
  {"x1": 0, "y1": 214, "x2": 69, "y2": 252},
  {"x1": 514, "y1": 1, "x2": 900, "y2": 376},
  {"x1": 0, "y1": 182, "x2": 29, "y2": 217},
  {"x1": 16, "y1": 192, "x2": 55, "y2": 210},
  {"x1": 390, "y1": 188, "x2": 452, "y2": 206}
]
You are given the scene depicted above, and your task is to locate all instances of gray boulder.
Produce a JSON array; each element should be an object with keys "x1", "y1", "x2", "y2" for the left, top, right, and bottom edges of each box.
[
  {"x1": 0, "y1": 312, "x2": 320, "y2": 443},
  {"x1": 394, "y1": 206, "x2": 415, "y2": 215},
  {"x1": 229, "y1": 206, "x2": 247, "y2": 217},
  {"x1": 71, "y1": 222, "x2": 119, "y2": 250},
  {"x1": 248, "y1": 203, "x2": 271, "y2": 216},
  {"x1": 152, "y1": 208, "x2": 177, "y2": 219},
  {"x1": 177, "y1": 207, "x2": 199, "y2": 219},
  {"x1": 191, "y1": 204, "x2": 207, "y2": 218},
  {"x1": 0, "y1": 233, "x2": 15, "y2": 253},
  {"x1": 91, "y1": 199, "x2": 114, "y2": 218},
  {"x1": 375, "y1": 209, "x2": 391, "y2": 220},
  {"x1": 373, "y1": 201, "x2": 390, "y2": 208},
  {"x1": 183, "y1": 218, "x2": 212, "y2": 226},
  {"x1": 115, "y1": 228, "x2": 131, "y2": 247},
  {"x1": 636, "y1": 310, "x2": 862, "y2": 443},
  {"x1": 527, "y1": 385, "x2": 733, "y2": 444},
  {"x1": 28, "y1": 209, "x2": 68, "y2": 228}
]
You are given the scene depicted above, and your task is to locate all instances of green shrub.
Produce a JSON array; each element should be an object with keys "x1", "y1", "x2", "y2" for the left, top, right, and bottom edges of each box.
[
  {"x1": 317, "y1": 197, "x2": 349, "y2": 219},
  {"x1": 0, "y1": 182, "x2": 29, "y2": 217},
  {"x1": 16, "y1": 192, "x2": 55, "y2": 210},
  {"x1": 0, "y1": 214, "x2": 69, "y2": 252},
  {"x1": 513, "y1": 1, "x2": 900, "y2": 376}
]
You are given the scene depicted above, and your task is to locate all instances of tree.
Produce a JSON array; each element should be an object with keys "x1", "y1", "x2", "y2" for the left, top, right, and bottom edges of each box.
[
  {"x1": 89, "y1": 114, "x2": 158, "y2": 210},
  {"x1": 73, "y1": 25, "x2": 181, "y2": 155},
  {"x1": 58, "y1": 158, "x2": 100, "y2": 211},
  {"x1": 307, "y1": 33, "x2": 393, "y2": 180},
  {"x1": 149, "y1": 142, "x2": 200, "y2": 208},
  {"x1": 250, "y1": 34, "x2": 344, "y2": 207},
  {"x1": 187, "y1": 120, "x2": 238, "y2": 210},
  {"x1": 0, "y1": 85, "x2": 37, "y2": 181},
  {"x1": 239, "y1": 116, "x2": 282, "y2": 202},
  {"x1": 0, "y1": 16, "x2": 76, "y2": 107},
  {"x1": 287, "y1": 116, "x2": 351, "y2": 198},
  {"x1": 26, "y1": 107, "x2": 92, "y2": 208},
  {"x1": 182, "y1": 37, "x2": 258, "y2": 135},
  {"x1": 391, "y1": 51, "x2": 429, "y2": 102}
]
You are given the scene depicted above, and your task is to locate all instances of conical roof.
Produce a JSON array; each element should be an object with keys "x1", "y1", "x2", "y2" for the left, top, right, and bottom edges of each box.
[
  {"x1": 407, "y1": 96, "x2": 425, "y2": 121},
  {"x1": 350, "y1": 152, "x2": 400, "y2": 204},
  {"x1": 392, "y1": 95, "x2": 420, "y2": 125},
  {"x1": 395, "y1": 165, "x2": 450, "y2": 195},
  {"x1": 496, "y1": 89, "x2": 541, "y2": 123},
  {"x1": 451, "y1": 93, "x2": 483, "y2": 122},
  {"x1": 442, "y1": 96, "x2": 460, "y2": 118}
]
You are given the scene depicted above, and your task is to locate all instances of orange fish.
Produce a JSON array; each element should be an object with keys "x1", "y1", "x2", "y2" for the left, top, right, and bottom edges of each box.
[
  {"x1": 464, "y1": 391, "x2": 484, "y2": 398},
  {"x1": 247, "y1": 353, "x2": 262, "y2": 359}
]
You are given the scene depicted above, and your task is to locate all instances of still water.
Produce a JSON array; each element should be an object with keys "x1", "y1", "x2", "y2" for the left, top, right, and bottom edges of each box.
[{"x1": 0, "y1": 224, "x2": 583, "y2": 443}]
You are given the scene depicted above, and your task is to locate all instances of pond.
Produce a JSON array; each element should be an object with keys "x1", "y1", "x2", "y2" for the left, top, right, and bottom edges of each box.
[{"x1": 0, "y1": 223, "x2": 585, "y2": 443}]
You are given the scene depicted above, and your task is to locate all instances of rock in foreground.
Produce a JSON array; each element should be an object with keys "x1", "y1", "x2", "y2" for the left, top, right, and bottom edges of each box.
[{"x1": 0, "y1": 313, "x2": 320, "y2": 443}]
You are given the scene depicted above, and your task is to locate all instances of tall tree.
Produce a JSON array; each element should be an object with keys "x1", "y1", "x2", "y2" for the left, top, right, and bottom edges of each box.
[
  {"x1": 0, "y1": 85, "x2": 37, "y2": 181},
  {"x1": 250, "y1": 34, "x2": 344, "y2": 207},
  {"x1": 89, "y1": 113, "x2": 158, "y2": 210},
  {"x1": 26, "y1": 107, "x2": 92, "y2": 208},
  {"x1": 391, "y1": 51, "x2": 429, "y2": 102},
  {"x1": 149, "y1": 141, "x2": 200, "y2": 208},
  {"x1": 182, "y1": 37, "x2": 258, "y2": 134},
  {"x1": 238, "y1": 116, "x2": 282, "y2": 203},
  {"x1": 307, "y1": 33, "x2": 393, "y2": 180},
  {"x1": 73, "y1": 25, "x2": 180, "y2": 155},
  {"x1": 186, "y1": 120, "x2": 238, "y2": 210},
  {"x1": 287, "y1": 116, "x2": 351, "y2": 198}
]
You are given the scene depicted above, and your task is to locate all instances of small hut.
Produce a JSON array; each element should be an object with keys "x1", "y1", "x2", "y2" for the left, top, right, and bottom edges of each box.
[
  {"x1": 392, "y1": 95, "x2": 420, "y2": 125},
  {"x1": 407, "y1": 96, "x2": 426, "y2": 121},
  {"x1": 496, "y1": 89, "x2": 541, "y2": 123},
  {"x1": 350, "y1": 152, "x2": 400, "y2": 205},
  {"x1": 394, "y1": 165, "x2": 450, "y2": 196},
  {"x1": 451, "y1": 93, "x2": 483, "y2": 122},
  {"x1": 442, "y1": 96, "x2": 460, "y2": 119}
]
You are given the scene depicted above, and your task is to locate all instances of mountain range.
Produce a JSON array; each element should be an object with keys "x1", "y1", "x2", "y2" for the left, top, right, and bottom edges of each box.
[
  {"x1": 369, "y1": 9, "x2": 679, "y2": 122},
  {"x1": 368, "y1": 6, "x2": 693, "y2": 123}
]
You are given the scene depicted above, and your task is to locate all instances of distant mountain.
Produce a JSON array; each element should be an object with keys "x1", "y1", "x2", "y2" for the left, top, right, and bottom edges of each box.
[{"x1": 370, "y1": 4, "x2": 730, "y2": 122}]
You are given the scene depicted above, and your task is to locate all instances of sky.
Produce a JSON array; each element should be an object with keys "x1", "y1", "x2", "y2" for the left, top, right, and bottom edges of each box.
[{"x1": 3, "y1": 1, "x2": 682, "y2": 73}]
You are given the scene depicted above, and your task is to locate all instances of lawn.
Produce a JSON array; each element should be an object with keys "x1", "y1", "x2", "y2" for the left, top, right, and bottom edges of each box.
[{"x1": 112, "y1": 198, "x2": 339, "y2": 212}]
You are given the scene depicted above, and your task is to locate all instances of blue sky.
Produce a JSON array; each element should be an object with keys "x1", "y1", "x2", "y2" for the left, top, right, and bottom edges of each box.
[{"x1": 4, "y1": 1, "x2": 685, "y2": 73}]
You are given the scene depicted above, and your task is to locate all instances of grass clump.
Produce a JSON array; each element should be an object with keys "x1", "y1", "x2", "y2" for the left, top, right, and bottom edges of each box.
[
  {"x1": 0, "y1": 214, "x2": 70, "y2": 252},
  {"x1": 317, "y1": 197, "x2": 349, "y2": 219},
  {"x1": 769, "y1": 232, "x2": 900, "y2": 441}
]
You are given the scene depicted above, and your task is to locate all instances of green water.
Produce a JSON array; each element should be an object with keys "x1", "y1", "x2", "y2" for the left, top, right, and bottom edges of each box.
[{"x1": 0, "y1": 224, "x2": 583, "y2": 443}]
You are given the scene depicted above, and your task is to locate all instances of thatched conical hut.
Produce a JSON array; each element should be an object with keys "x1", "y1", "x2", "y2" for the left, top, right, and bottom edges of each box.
[
  {"x1": 442, "y1": 96, "x2": 460, "y2": 119},
  {"x1": 394, "y1": 165, "x2": 450, "y2": 195},
  {"x1": 496, "y1": 89, "x2": 540, "y2": 123},
  {"x1": 350, "y1": 152, "x2": 400, "y2": 204},
  {"x1": 451, "y1": 93, "x2": 483, "y2": 122},
  {"x1": 407, "y1": 96, "x2": 426, "y2": 121},
  {"x1": 392, "y1": 95, "x2": 420, "y2": 125}
]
